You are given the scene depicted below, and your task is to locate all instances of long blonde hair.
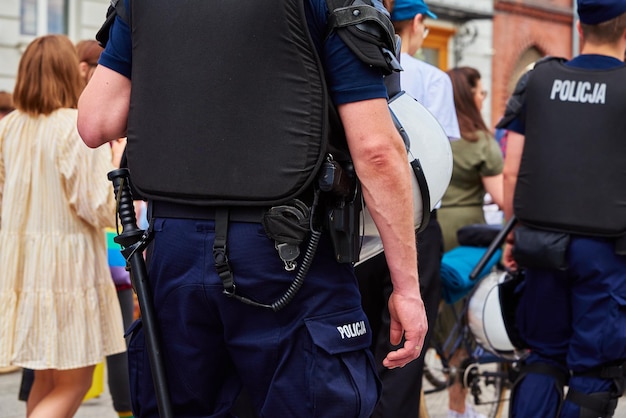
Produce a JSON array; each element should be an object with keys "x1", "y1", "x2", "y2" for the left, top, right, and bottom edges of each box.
[{"x1": 13, "y1": 35, "x2": 85, "y2": 116}]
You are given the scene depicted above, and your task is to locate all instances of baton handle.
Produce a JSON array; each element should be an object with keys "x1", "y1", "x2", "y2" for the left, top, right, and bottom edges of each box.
[
  {"x1": 108, "y1": 168, "x2": 174, "y2": 418},
  {"x1": 108, "y1": 168, "x2": 142, "y2": 246}
]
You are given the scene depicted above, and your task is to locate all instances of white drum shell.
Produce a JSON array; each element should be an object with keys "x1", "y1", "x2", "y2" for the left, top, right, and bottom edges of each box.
[
  {"x1": 357, "y1": 92, "x2": 453, "y2": 264},
  {"x1": 467, "y1": 271, "x2": 528, "y2": 361}
]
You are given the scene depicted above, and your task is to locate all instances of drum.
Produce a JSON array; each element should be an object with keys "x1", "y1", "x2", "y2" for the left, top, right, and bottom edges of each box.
[{"x1": 467, "y1": 270, "x2": 529, "y2": 361}]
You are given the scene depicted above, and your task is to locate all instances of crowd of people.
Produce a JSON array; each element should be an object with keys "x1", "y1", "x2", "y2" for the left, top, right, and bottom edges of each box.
[{"x1": 0, "y1": 0, "x2": 624, "y2": 417}]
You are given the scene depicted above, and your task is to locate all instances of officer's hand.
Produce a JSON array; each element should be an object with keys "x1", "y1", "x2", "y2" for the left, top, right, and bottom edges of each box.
[
  {"x1": 382, "y1": 290, "x2": 428, "y2": 369},
  {"x1": 503, "y1": 243, "x2": 518, "y2": 271}
]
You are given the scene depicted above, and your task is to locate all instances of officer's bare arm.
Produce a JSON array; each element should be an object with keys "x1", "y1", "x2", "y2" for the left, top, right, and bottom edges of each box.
[
  {"x1": 78, "y1": 65, "x2": 131, "y2": 148},
  {"x1": 501, "y1": 131, "x2": 524, "y2": 270},
  {"x1": 502, "y1": 131, "x2": 525, "y2": 222},
  {"x1": 338, "y1": 97, "x2": 427, "y2": 368}
]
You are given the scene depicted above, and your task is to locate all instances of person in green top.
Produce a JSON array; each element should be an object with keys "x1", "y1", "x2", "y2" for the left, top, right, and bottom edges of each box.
[
  {"x1": 439, "y1": 66, "x2": 504, "y2": 253},
  {"x1": 434, "y1": 66, "x2": 504, "y2": 418}
]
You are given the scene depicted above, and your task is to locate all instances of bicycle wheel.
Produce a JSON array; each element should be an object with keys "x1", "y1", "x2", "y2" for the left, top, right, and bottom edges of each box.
[
  {"x1": 422, "y1": 346, "x2": 450, "y2": 392},
  {"x1": 421, "y1": 359, "x2": 510, "y2": 418}
]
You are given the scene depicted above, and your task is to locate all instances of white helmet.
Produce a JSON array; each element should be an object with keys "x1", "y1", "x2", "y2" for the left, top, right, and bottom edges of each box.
[
  {"x1": 467, "y1": 271, "x2": 529, "y2": 361},
  {"x1": 357, "y1": 91, "x2": 453, "y2": 264}
]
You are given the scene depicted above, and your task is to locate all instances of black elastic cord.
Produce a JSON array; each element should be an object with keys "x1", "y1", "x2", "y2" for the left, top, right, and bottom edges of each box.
[{"x1": 215, "y1": 192, "x2": 322, "y2": 311}]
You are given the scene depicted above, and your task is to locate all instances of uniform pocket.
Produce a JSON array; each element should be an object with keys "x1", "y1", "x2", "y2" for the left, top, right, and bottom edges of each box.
[{"x1": 304, "y1": 308, "x2": 381, "y2": 418}]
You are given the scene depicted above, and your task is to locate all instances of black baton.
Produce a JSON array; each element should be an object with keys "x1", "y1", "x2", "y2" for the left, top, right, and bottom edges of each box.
[
  {"x1": 469, "y1": 215, "x2": 518, "y2": 281},
  {"x1": 108, "y1": 168, "x2": 173, "y2": 418}
]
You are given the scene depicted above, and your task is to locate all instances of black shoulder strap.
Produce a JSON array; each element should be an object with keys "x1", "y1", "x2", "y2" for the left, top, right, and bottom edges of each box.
[
  {"x1": 325, "y1": 0, "x2": 401, "y2": 75},
  {"x1": 384, "y1": 34, "x2": 403, "y2": 98},
  {"x1": 95, "y1": 0, "x2": 129, "y2": 47}
]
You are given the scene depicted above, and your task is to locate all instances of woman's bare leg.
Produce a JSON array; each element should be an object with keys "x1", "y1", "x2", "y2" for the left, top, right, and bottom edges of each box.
[
  {"x1": 26, "y1": 370, "x2": 54, "y2": 415},
  {"x1": 448, "y1": 347, "x2": 468, "y2": 413},
  {"x1": 27, "y1": 366, "x2": 95, "y2": 418}
]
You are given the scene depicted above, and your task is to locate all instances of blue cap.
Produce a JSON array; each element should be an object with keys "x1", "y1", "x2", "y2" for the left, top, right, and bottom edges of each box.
[
  {"x1": 391, "y1": 0, "x2": 438, "y2": 22},
  {"x1": 577, "y1": 0, "x2": 626, "y2": 24}
]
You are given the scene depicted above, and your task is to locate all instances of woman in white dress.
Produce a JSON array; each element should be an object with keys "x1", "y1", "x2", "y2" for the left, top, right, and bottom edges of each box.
[{"x1": 0, "y1": 34, "x2": 126, "y2": 418}]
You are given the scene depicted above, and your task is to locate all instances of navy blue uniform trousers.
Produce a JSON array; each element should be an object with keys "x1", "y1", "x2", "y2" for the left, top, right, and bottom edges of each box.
[
  {"x1": 127, "y1": 217, "x2": 380, "y2": 418},
  {"x1": 512, "y1": 236, "x2": 626, "y2": 417}
]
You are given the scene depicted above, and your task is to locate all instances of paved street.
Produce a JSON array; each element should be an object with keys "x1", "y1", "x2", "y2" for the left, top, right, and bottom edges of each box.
[{"x1": 1, "y1": 365, "x2": 626, "y2": 417}]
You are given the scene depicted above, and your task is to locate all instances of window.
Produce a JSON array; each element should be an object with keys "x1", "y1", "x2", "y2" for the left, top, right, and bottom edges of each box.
[
  {"x1": 21, "y1": 0, "x2": 67, "y2": 36},
  {"x1": 20, "y1": 0, "x2": 37, "y2": 35},
  {"x1": 47, "y1": 0, "x2": 67, "y2": 33},
  {"x1": 420, "y1": 26, "x2": 456, "y2": 70}
]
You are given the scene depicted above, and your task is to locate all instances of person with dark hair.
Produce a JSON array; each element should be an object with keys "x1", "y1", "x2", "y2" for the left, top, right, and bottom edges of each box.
[
  {"x1": 498, "y1": 0, "x2": 626, "y2": 416},
  {"x1": 77, "y1": 0, "x2": 428, "y2": 416},
  {"x1": 0, "y1": 34, "x2": 125, "y2": 418},
  {"x1": 440, "y1": 66, "x2": 503, "y2": 252}
]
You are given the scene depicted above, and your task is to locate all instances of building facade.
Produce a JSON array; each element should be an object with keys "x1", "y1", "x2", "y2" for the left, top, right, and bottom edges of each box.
[
  {"x1": 492, "y1": 0, "x2": 576, "y2": 124},
  {"x1": 423, "y1": 0, "x2": 495, "y2": 124},
  {"x1": 0, "y1": 0, "x2": 108, "y2": 91}
]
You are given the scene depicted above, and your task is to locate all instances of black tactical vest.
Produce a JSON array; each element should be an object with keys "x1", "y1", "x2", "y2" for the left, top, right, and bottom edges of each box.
[
  {"x1": 125, "y1": 0, "x2": 330, "y2": 206},
  {"x1": 514, "y1": 58, "x2": 626, "y2": 236}
]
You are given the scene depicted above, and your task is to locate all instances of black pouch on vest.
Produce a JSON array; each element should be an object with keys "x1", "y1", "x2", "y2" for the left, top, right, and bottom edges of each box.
[{"x1": 512, "y1": 226, "x2": 570, "y2": 271}]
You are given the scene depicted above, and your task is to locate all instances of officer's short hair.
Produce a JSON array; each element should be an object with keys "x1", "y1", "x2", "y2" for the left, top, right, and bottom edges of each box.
[{"x1": 580, "y1": 11, "x2": 626, "y2": 44}]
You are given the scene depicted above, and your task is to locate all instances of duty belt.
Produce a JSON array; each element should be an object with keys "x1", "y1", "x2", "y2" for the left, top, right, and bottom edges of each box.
[{"x1": 150, "y1": 200, "x2": 268, "y2": 223}]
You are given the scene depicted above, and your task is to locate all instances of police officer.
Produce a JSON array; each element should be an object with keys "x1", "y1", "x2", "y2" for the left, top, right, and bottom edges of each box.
[
  {"x1": 77, "y1": 0, "x2": 428, "y2": 417},
  {"x1": 499, "y1": 0, "x2": 626, "y2": 416}
]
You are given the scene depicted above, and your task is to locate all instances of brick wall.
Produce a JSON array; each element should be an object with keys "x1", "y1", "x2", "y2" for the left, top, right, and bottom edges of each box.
[{"x1": 491, "y1": 0, "x2": 574, "y2": 126}]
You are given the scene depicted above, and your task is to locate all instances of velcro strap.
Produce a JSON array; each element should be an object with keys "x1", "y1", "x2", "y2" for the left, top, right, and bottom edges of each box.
[
  {"x1": 325, "y1": 1, "x2": 399, "y2": 74},
  {"x1": 574, "y1": 362, "x2": 626, "y2": 380},
  {"x1": 329, "y1": 5, "x2": 395, "y2": 50},
  {"x1": 524, "y1": 362, "x2": 570, "y2": 388},
  {"x1": 566, "y1": 389, "x2": 617, "y2": 416},
  {"x1": 151, "y1": 200, "x2": 267, "y2": 223},
  {"x1": 95, "y1": 0, "x2": 129, "y2": 47}
]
